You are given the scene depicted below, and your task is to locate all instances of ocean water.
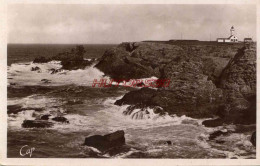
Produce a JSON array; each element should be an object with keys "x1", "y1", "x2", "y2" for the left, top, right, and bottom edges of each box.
[{"x1": 7, "y1": 44, "x2": 256, "y2": 158}]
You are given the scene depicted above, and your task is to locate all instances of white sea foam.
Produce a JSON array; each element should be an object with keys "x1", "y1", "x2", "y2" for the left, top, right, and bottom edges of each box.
[
  {"x1": 8, "y1": 61, "x2": 107, "y2": 86},
  {"x1": 8, "y1": 94, "x2": 201, "y2": 133},
  {"x1": 8, "y1": 94, "x2": 256, "y2": 158},
  {"x1": 51, "y1": 97, "x2": 202, "y2": 132}
]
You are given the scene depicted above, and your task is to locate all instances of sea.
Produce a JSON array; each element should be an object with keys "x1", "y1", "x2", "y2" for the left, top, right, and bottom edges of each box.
[{"x1": 7, "y1": 44, "x2": 256, "y2": 158}]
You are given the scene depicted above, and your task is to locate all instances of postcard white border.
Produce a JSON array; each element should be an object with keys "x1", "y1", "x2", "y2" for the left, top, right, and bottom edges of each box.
[{"x1": 0, "y1": 0, "x2": 259, "y2": 165}]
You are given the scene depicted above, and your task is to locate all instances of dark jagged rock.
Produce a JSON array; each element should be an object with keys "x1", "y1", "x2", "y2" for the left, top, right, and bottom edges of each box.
[
  {"x1": 120, "y1": 104, "x2": 165, "y2": 120},
  {"x1": 115, "y1": 72, "x2": 223, "y2": 118},
  {"x1": 40, "y1": 114, "x2": 51, "y2": 120},
  {"x1": 209, "y1": 130, "x2": 229, "y2": 140},
  {"x1": 33, "y1": 56, "x2": 50, "y2": 63},
  {"x1": 112, "y1": 42, "x2": 256, "y2": 121},
  {"x1": 215, "y1": 140, "x2": 225, "y2": 144},
  {"x1": 115, "y1": 88, "x2": 156, "y2": 106},
  {"x1": 217, "y1": 46, "x2": 256, "y2": 125},
  {"x1": 49, "y1": 68, "x2": 62, "y2": 74},
  {"x1": 7, "y1": 105, "x2": 22, "y2": 114},
  {"x1": 250, "y1": 131, "x2": 256, "y2": 147},
  {"x1": 7, "y1": 105, "x2": 43, "y2": 114},
  {"x1": 33, "y1": 45, "x2": 93, "y2": 70},
  {"x1": 96, "y1": 42, "x2": 184, "y2": 79},
  {"x1": 22, "y1": 120, "x2": 54, "y2": 128},
  {"x1": 31, "y1": 66, "x2": 41, "y2": 72},
  {"x1": 202, "y1": 118, "x2": 225, "y2": 127},
  {"x1": 60, "y1": 60, "x2": 92, "y2": 70},
  {"x1": 84, "y1": 130, "x2": 125, "y2": 152},
  {"x1": 166, "y1": 141, "x2": 172, "y2": 145},
  {"x1": 52, "y1": 117, "x2": 69, "y2": 123},
  {"x1": 233, "y1": 124, "x2": 256, "y2": 133},
  {"x1": 96, "y1": 42, "x2": 241, "y2": 80}
]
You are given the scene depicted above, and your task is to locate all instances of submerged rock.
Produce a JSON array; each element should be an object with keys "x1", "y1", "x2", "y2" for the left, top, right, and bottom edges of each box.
[
  {"x1": 22, "y1": 120, "x2": 54, "y2": 128},
  {"x1": 31, "y1": 66, "x2": 41, "y2": 72},
  {"x1": 49, "y1": 68, "x2": 63, "y2": 74},
  {"x1": 52, "y1": 117, "x2": 69, "y2": 123},
  {"x1": 41, "y1": 79, "x2": 51, "y2": 84},
  {"x1": 202, "y1": 118, "x2": 225, "y2": 127},
  {"x1": 209, "y1": 130, "x2": 229, "y2": 140},
  {"x1": 7, "y1": 105, "x2": 43, "y2": 114},
  {"x1": 40, "y1": 114, "x2": 51, "y2": 120},
  {"x1": 166, "y1": 141, "x2": 172, "y2": 145},
  {"x1": 84, "y1": 130, "x2": 125, "y2": 152}
]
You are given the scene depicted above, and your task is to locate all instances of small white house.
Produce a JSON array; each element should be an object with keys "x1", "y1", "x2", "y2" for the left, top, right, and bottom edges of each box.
[{"x1": 217, "y1": 26, "x2": 238, "y2": 43}]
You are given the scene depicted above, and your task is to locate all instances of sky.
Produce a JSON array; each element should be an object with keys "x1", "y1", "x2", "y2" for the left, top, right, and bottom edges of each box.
[{"x1": 8, "y1": 4, "x2": 256, "y2": 44}]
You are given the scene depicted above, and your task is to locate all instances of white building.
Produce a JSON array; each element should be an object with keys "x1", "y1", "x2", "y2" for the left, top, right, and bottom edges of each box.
[{"x1": 217, "y1": 26, "x2": 239, "y2": 43}]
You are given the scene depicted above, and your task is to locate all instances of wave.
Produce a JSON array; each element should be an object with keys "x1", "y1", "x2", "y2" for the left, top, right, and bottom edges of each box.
[
  {"x1": 8, "y1": 95, "x2": 201, "y2": 131},
  {"x1": 8, "y1": 95, "x2": 255, "y2": 158},
  {"x1": 8, "y1": 61, "x2": 160, "y2": 89},
  {"x1": 8, "y1": 61, "x2": 107, "y2": 86}
]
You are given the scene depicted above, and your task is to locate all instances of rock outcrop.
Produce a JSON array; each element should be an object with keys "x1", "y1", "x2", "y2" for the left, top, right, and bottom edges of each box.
[
  {"x1": 7, "y1": 105, "x2": 43, "y2": 114},
  {"x1": 216, "y1": 45, "x2": 256, "y2": 125},
  {"x1": 22, "y1": 120, "x2": 54, "y2": 128},
  {"x1": 84, "y1": 130, "x2": 125, "y2": 152},
  {"x1": 33, "y1": 45, "x2": 93, "y2": 70},
  {"x1": 52, "y1": 117, "x2": 69, "y2": 123},
  {"x1": 101, "y1": 41, "x2": 255, "y2": 121},
  {"x1": 95, "y1": 42, "x2": 241, "y2": 81},
  {"x1": 33, "y1": 57, "x2": 50, "y2": 63},
  {"x1": 113, "y1": 42, "x2": 227, "y2": 118},
  {"x1": 95, "y1": 42, "x2": 184, "y2": 79},
  {"x1": 40, "y1": 114, "x2": 51, "y2": 120}
]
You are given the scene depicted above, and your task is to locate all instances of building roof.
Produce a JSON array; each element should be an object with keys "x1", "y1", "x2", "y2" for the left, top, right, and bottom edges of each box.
[
  {"x1": 227, "y1": 35, "x2": 238, "y2": 39},
  {"x1": 244, "y1": 38, "x2": 252, "y2": 40}
]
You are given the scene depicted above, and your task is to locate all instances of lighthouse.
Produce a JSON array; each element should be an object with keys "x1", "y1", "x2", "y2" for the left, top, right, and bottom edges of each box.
[
  {"x1": 230, "y1": 26, "x2": 235, "y2": 36},
  {"x1": 217, "y1": 26, "x2": 239, "y2": 43}
]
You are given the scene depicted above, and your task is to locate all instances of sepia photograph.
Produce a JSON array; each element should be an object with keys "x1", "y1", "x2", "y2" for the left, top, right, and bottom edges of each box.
[{"x1": 3, "y1": 0, "x2": 258, "y2": 163}]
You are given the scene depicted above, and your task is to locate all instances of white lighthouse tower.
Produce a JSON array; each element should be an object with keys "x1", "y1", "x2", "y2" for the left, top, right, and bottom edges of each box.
[
  {"x1": 230, "y1": 26, "x2": 235, "y2": 36},
  {"x1": 228, "y1": 26, "x2": 238, "y2": 42}
]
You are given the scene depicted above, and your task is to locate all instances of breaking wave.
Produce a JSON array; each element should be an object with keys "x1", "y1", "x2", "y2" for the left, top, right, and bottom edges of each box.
[{"x1": 8, "y1": 61, "x2": 107, "y2": 86}]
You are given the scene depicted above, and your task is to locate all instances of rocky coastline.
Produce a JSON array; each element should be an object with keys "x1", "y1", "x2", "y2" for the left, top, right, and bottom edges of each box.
[
  {"x1": 29, "y1": 41, "x2": 256, "y2": 154},
  {"x1": 96, "y1": 41, "x2": 256, "y2": 125},
  {"x1": 95, "y1": 41, "x2": 256, "y2": 149}
]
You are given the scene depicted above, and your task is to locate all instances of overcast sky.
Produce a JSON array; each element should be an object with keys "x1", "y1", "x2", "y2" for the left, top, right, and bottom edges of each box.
[{"x1": 8, "y1": 4, "x2": 256, "y2": 44}]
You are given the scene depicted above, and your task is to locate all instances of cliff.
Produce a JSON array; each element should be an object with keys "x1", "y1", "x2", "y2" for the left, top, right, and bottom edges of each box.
[{"x1": 96, "y1": 41, "x2": 256, "y2": 123}]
